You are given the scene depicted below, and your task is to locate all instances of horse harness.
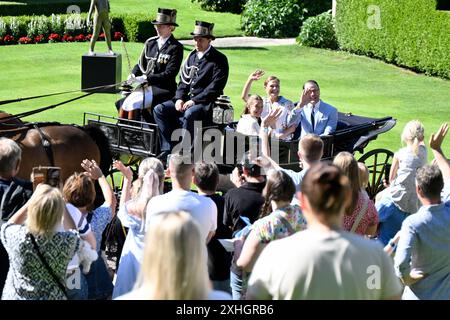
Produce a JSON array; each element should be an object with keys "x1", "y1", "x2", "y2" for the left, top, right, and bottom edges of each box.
[
  {"x1": 0, "y1": 122, "x2": 56, "y2": 167},
  {"x1": 33, "y1": 124, "x2": 56, "y2": 167}
]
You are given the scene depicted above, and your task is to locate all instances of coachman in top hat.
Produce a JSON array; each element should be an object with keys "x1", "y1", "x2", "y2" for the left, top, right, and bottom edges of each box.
[
  {"x1": 153, "y1": 20, "x2": 229, "y2": 162},
  {"x1": 116, "y1": 8, "x2": 184, "y2": 122}
]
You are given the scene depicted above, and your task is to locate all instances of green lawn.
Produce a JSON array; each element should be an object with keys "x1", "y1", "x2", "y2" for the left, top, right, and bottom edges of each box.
[
  {"x1": 108, "y1": 0, "x2": 243, "y2": 39},
  {"x1": 0, "y1": 0, "x2": 243, "y2": 38},
  {"x1": 0, "y1": 42, "x2": 449, "y2": 157}
]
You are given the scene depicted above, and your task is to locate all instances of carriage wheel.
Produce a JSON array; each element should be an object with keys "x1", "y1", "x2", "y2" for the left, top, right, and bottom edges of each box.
[{"x1": 358, "y1": 149, "x2": 394, "y2": 200}]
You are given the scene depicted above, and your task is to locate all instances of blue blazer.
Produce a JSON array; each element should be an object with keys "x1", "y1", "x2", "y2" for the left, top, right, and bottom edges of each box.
[{"x1": 288, "y1": 100, "x2": 338, "y2": 139}]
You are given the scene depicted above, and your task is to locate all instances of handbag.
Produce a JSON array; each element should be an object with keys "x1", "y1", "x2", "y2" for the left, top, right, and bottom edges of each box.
[{"x1": 27, "y1": 233, "x2": 68, "y2": 298}]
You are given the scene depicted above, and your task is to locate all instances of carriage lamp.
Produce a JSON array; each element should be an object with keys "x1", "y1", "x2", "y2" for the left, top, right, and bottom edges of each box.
[{"x1": 213, "y1": 95, "x2": 234, "y2": 125}]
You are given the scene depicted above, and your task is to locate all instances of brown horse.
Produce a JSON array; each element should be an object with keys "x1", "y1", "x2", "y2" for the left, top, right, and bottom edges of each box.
[{"x1": 0, "y1": 111, "x2": 112, "y2": 182}]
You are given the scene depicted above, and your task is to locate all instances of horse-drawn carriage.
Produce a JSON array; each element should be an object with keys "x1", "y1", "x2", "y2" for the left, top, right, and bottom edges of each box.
[
  {"x1": 84, "y1": 110, "x2": 396, "y2": 200},
  {"x1": 1, "y1": 105, "x2": 396, "y2": 271}
]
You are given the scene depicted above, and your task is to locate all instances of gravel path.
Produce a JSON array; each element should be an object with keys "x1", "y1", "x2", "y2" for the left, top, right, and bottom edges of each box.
[{"x1": 180, "y1": 36, "x2": 296, "y2": 47}]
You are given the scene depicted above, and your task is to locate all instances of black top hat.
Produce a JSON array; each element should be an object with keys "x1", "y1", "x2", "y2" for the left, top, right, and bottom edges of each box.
[
  {"x1": 190, "y1": 21, "x2": 215, "y2": 40},
  {"x1": 152, "y1": 8, "x2": 178, "y2": 26}
]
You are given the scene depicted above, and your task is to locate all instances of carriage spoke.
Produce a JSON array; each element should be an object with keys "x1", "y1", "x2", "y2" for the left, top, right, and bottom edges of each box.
[{"x1": 358, "y1": 149, "x2": 394, "y2": 200}]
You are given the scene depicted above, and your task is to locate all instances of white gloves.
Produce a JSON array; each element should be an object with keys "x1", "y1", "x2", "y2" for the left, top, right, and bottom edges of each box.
[{"x1": 127, "y1": 74, "x2": 147, "y2": 85}]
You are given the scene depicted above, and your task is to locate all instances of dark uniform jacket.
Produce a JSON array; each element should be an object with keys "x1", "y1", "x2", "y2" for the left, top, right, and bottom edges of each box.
[
  {"x1": 175, "y1": 46, "x2": 229, "y2": 112},
  {"x1": 0, "y1": 178, "x2": 33, "y2": 221},
  {"x1": 131, "y1": 34, "x2": 184, "y2": 96}
]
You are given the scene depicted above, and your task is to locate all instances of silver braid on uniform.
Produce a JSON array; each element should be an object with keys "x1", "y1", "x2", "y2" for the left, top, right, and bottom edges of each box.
[{"x1": 180, "y1": 51, "x2": 199, "y2": 85}]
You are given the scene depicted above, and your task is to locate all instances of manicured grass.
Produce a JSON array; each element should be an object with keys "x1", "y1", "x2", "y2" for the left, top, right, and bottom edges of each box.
[
  {"x1": 108, "y1": 0, "x2": 243, "y2": 39},
  {"x1": 0, "y1": 42, "x2": 449, "y2": 158},
  {"x1": 0, "y1": 0, "x2": 243, "y2": 39}
]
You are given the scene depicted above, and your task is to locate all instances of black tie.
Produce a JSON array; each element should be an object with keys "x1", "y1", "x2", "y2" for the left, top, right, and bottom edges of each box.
[{"x1": 310, "y1": 108, "x2": 315, "y2": 132}]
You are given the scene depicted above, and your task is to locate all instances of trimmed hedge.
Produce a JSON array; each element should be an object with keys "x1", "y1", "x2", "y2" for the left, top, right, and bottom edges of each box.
[
  {"x1": 0, "y1": 13, "x2": 155, "y2": 43},
  {"x1": 335, "y1": 0, "x2": 450, "y2": 79},
  {"x1": 0, "y1": 0, "x2": 90, "y2": 16}
]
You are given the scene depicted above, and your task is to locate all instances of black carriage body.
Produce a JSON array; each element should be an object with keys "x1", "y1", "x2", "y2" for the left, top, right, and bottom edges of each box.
[{"x1": 83, "y1": 112, "x2": 395, "y2": 170}]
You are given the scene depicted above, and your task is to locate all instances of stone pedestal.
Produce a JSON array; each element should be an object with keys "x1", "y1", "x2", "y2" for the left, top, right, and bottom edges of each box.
[{"x1": 81, "y1": 53, "x2": 122, "y2": 93}]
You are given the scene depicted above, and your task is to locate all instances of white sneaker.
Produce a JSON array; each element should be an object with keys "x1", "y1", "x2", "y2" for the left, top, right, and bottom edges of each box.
[
  {"x1": 88, "y1": 50, "x2": 95, "y2": 56},
  {"x1": 107, "y1": 50, "x2": 115, "y2": 55}
]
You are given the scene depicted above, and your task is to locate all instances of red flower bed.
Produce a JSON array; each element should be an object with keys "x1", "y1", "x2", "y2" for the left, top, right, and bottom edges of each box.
[
  {"x1": 74, "y1": 34, "x2": 86, "y2": 42},
  {"x1": 48, "y1": 33, "x2": 61, "y2": 43},
  {"x1": 0, "y1": 31, "x2": 128, "y2": 45},
  {"x1": 34, "y1": 35, "x2": 45, "y2": 44},
  {"x1": 18, "y1": 37, "x2": 33, "y2": 44},
  {"x1": 3, "y1": 35, "x2": 16, "y2": 45},
  {"x1": 62, "y1": 34, "x2": 74, "y2": 42},
  {"x1": 113, "y1": 31, "x2": 125, "y2": 41}
]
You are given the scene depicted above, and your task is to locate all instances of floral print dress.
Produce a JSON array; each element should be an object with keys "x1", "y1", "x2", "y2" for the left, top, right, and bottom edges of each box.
[{"x1": 0, "y1": 223, "x2": 79, "y2": 300}]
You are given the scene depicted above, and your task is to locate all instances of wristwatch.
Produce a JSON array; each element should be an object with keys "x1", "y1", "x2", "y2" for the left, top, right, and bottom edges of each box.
[{"x1": 388, "y1": 239, "x2": 397, "y2": 248}]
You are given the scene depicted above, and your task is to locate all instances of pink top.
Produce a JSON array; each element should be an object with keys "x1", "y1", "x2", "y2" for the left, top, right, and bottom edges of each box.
[{"x1": 343, "y1": 192, "x2": 379, "y2": 235}]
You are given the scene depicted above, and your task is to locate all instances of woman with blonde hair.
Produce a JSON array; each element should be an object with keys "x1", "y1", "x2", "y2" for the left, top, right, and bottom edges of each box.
[
  {"x1": 0, "y1": 184, "x2": 79, "y2": 300},
  {"x1": 333, "y1": 152, "x2": 378, "y2": 237},
  {"x1": 241, "y1": 70, "x2": 295, "y2": 140},
  {"x1": 376, "y1": 120, "x2": 427, "y2": 245},
  {"x1": 117, "y1": 211, "x2": 230, "y2": 300},
  {"x1": 112, "y1": 157, "x2": 165, "y2": 298}
]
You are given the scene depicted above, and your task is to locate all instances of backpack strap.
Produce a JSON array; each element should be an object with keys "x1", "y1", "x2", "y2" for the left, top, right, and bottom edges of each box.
[{"x1": 274, "y1": 211, "x2": 295, "y2": 236}]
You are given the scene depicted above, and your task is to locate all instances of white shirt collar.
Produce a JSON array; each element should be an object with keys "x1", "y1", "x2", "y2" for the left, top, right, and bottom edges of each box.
[
  {"x1": 196, "y1": 45, "x2": 212, "y2": 59},
  {"x1": 308, "y1": 100, "x2": 321, "y2": 112},
  {"x1": 158, "y1": 36, "x2": 170, "y2": 49}
]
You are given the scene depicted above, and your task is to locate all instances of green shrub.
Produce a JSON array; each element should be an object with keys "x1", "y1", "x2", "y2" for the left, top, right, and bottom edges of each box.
[
  {"x1": 0, "y1": 18, "x2": 7, "y2": 37},
  {"x1": 120, "y1": 14, "x2": 155, "y2": 43},
  {"x1": 241, "y1": 0, "x2": 331, "y2": 38},
  {"x1": 297, "y1": 10, "x2": 338, "y2": 49},
  {"x1": 27, "y1": 16, "x2": 50, "y2": 38},
  {"x1": 335, "y1": 0, "x2": 450, "y2": 79},
  {"x1": 192, "y1": 0, "x2": 247, "y2": 14},
  {"x1": 64, "y1": 14, "x2": 86, "y2": 36},
  {"x1": 241, "y1": 0, "x2": 306, "y2": 38},
  {"x1": 50, "y1": 14, "x2": 64, "y2": 35},
  {"x1": 0, "y1": 0, "x2": 90, "y2": 16}
]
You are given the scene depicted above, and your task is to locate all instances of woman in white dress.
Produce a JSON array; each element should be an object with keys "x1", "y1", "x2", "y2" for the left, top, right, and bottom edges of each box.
[{"x1": 112, "y1": 157, "x2": 164, "y2": 298}]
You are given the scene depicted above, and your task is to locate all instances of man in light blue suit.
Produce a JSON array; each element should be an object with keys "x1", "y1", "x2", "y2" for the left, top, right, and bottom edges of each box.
[{"x1": 287, "y1": 80, "x2": 338, "y2": 139}]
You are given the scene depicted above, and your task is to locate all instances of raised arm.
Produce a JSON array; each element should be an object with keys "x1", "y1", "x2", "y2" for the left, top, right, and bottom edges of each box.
[
  {"x1": 81, "y1": 159, "x2": 117, "y2": 215},
  {"x1": 241, "y1": 70, "x2": 265, "y2": 102},
  {"x1": 430, "y1": 123, "x2": 449, "y2": 181},
  {"x1": 257, "y1": 108, "x2": 283, "y2": 170},
  {"x1": 112, "y1": 160, "x2": 133, "y2": 209}
]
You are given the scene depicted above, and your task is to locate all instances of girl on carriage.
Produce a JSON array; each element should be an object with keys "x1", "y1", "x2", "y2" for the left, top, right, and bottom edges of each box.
[
  {"x1": 236, "y1": 94, "x2": 264, "y2": 136},
  {"x1": 112, "y1": 157, "x2": 165, "y2": 298},
  {"x1": 376, "y1": 120, "x2": 427, "y2": 246}
]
